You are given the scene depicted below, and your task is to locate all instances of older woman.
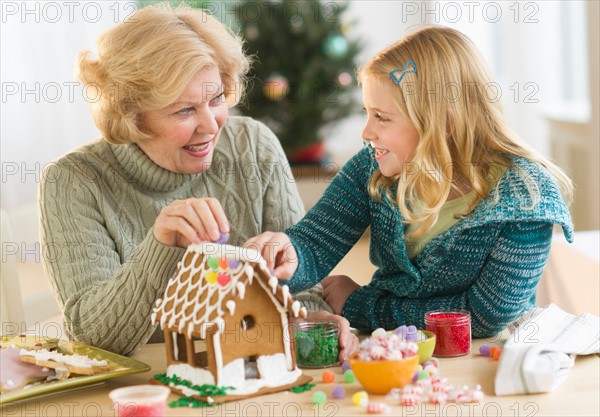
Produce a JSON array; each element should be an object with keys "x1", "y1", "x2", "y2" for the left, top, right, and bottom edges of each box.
[{"x1": 39, "y1": 3, "x2": 357, "y2": 358}]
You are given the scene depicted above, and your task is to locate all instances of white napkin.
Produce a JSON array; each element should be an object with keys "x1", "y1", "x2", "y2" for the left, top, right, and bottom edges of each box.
[{"x1": 495, "y1": 304, "x2": 599, "y2": 395}]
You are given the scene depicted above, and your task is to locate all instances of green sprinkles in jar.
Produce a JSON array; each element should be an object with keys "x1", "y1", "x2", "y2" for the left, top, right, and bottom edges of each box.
[{"x1": 294, "y1": 321, "x2": 339, "y2": 367}]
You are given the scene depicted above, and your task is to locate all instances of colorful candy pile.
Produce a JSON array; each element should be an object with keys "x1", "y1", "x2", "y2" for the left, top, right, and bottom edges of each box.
[
  {"x1": 387, "y1": 379, "x2": 484, "y2": 405},
  {"x1": 357, "y1": 331, "x2": 418, "y2": 361}
]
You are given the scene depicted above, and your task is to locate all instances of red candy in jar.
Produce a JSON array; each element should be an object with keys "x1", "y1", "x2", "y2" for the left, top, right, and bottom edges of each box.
[{"x1": 425, "y1": 310, "x2": 471, "y2": 357}]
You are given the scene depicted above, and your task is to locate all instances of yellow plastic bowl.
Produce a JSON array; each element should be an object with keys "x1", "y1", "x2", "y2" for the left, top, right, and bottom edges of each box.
[
  {"x1": 417, "y1": 330, "x2": 436, "y2": 364},
  {"x1": 349, "y1": 354, "x2": 419, "y2": 394}
]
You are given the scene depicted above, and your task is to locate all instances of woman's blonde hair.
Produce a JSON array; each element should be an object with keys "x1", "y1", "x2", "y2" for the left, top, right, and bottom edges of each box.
[
  {"x1": 357, "y1": 26, "x2": 573, "y2": 238},
  {"x1": 77, "y1": 2, "x2": 250, "y2": 144}
]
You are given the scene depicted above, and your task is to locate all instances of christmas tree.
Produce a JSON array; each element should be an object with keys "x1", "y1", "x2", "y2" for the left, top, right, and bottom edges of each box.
[{"x1": 232, "y1": 0, "x2": 363, "y2": 163}]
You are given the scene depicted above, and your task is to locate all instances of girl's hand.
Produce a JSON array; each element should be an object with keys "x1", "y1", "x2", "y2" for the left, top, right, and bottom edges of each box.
[
  {"x1": 244, "y1": 232, "x2": 298, "y2": 279},
  {"x1": 303, "y1": 310, "x2": 359, "y2": 362},
  {"x1": 153, "y1": 198, "x2": 229, "y2": 248},
  {"x1": 322, "y1": 275, "x2": 362, "y2": 315}
]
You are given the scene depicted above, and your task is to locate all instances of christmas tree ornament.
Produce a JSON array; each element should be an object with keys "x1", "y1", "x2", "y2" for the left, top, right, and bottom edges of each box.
[
  {"x1": 263, "y1": 73, "x2": 289, "y2": 101},
  {"x1": 338, "y1": 72, "x2": 353, "y2": 86},
  {"x1": 245, "y1": 24, "x2": 259, "y2": 41},
  {"x1": 323, "y1": 34, "x2": 348, "y2": 59}
]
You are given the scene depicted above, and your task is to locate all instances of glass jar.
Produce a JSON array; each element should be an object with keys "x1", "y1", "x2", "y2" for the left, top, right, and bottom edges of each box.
[
  {"x1": 293, "y1": 321, "x2": 339, "y2": 368},
  {"x1": 425, "y1": 310, "x2": 471, "y2": 357}
]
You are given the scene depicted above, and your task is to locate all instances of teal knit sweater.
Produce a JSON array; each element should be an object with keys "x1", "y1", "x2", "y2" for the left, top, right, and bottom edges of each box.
[{"x1": 286, "y1": 147, "x2": 573, "y2": 337}]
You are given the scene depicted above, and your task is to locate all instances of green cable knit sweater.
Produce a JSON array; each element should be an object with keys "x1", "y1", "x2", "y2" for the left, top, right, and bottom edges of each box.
[
  {"x1": 39, "y1": 117, "x2": 305, "y2": 356},
  {"x1": 286, "y1": 146, "x2": 574, "y2": 337}
]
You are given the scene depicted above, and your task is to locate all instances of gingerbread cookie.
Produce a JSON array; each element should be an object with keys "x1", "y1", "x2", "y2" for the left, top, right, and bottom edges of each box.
[
  {"x1": 20, "y1": 349, "x2": 110, "y2": 377},
  {"x1": 0, "y1": 347, "x2": 56, "y2": 393}
]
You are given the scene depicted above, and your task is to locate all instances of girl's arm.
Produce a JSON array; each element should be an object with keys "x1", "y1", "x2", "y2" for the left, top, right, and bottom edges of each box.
[
  {"x1": 343, "y1": 221, "x2": 554, "y2": 337},
  {"x1": 284, "y1": 149, "x2": 374, "y2": 292}
]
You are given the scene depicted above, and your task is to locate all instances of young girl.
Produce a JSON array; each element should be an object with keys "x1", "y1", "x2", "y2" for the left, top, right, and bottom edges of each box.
[{"x1": 246, "y1": 26, "x2": 574, "y2": 337}]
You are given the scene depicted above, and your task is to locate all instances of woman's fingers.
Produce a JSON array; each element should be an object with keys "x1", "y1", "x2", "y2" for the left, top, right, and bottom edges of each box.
[{"x1": 153, "y1": 198, "x2": 230, "y2": 247}]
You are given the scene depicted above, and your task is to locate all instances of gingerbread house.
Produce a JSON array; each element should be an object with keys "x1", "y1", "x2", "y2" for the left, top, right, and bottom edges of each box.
[{"x1": 151, "y1": 242, "x2": 312, "y2": 402}]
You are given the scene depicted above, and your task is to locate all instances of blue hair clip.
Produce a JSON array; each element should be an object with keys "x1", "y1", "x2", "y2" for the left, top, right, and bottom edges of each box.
[{"x1": 389, "y1": 60, "x2": 417, "y2": 84}]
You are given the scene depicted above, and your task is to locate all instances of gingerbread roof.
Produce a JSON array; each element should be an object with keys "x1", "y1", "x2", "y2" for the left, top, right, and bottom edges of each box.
[{"x1": 151, "y1": 243, "x2": 307, "y2": 339}]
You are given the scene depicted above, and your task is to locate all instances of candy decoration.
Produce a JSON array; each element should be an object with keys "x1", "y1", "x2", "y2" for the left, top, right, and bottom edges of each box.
[
  {"x1": 331, "y1": 385, "x2": 346, "y2": 399},
  {"x1": 418, "y1": 370, "x2": 429, "y2": 380},
  {"x1": 216, "y1": 232, "x2": 229, "y2": 244},
  {"x1": 207, "y1": 257, "x2": 219, "y2": 270},
  {"x1": 424, "y1": 364, "x2": 439, "y2": 377},
  {"x1": 311, "y1": 390, "x2": 327, "y2": 405},
  {"x1": 205, "y1": 271, "x2": 218, "y2": 284},
  {"x1": 217, "y1": 258, "x2": 228, "y2": 269},
  {"x1": 411, "y1": 370, "x2": 419, "y2": 383},
  {"x1": 352, "y1": 391, "x2": 368, "y2": 406},
  {"x1": 322, "y1": 370, "x2": 335, "y2": 383},
  {"x1": 371, "y1": 328, "x2": 387, "y2": 338},
  {"x1": 217, "y1": 274, "x2": 231, "y2": 287},
  {"x1": 358, "y1": 332, "x2": 418, "y2": 361},
  {"x1": 429, "y1": 358, "x2": 440, "y2": 367},
  {"x1": 366, "y1": 402, "x2": 390, "y2": 414},
  {"x1": 341, "y1": 361, "x2": 351, "y2": 372},
  {"x1": 227, "y1": 259, "x2": 240, "y2": 269},
  {"x1": 343, "y1": 369, "x2": 356, "y2": 383},
  {"x1": 479, "y1": 344, "x2": 491, "y2": 356},
  {"x1": 492, "y1": 348, "x2": 502, "y2": 360},
  {"x1": 399, "y1": 393, "x2": 419, "y2": 406},
  {"x1": 428, "y1": 392, "x2": 448, "y2": 404}
]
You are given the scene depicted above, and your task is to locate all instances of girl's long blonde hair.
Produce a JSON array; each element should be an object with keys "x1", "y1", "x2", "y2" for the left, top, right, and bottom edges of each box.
[
  {"x1": 357, "y1": 26, "x2": 573, "y2": 238},
  {"x1": 77, "y1": 2, "x2": 250, "y2": 145}
]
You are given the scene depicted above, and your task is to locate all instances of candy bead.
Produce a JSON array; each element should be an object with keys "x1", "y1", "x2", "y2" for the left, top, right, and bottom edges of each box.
[
  {"x1": 428, "y1": 392, "x2": 448, "y2": 404},
  {"x1": 341, "y1": 361, "x2": 351, "y2": 372},
  {"x1": 322, "y1": 370, "x2": 335, "y2": 383},
  {"x1": 411, "y1": 370, "x2": 420, "y2": 383},
  {"x1": 432, "y1": 376, "x2": 448, "y2": 385},
  {"x1": 352, "y1": 391, "x2": 368, "y2": 406},
  {"x1": 402, "y1": 385, "x2": 423, "y2": 396},
  {"x1": 312, "y1": 390, "x2": 327, "y2": 404},
  {"x1": 489, "y1": 346, "x2": 499, "y2": 357},
  {"x1": 418, "y1": 370, "x2": 429, "y2": 380},
  {"x1": 399, "y1": 393, "x2": 419, "y2": 406},
  {"x1": 424, "y1": 364, "x2": 439, "y2": 377},
  {"x1": 429, "y1": 358, "x2": 440, "y2": 367},
  {"x1": 492, "y1": 348, "x2": 502, "y2": 360},
  {"x1": 331, "y1": 385, "x2": 346, "y2": 399},
  {"x1": 416, "y1": 378, "x2": 432, "y2": 389},
  {"x1": 415, "y1": 364, "x2": 423, "y2": 372},
  {"x1": 371, "y1": 328, "x2": 387, "y2": 338},
  {"x1": 216, "y1": 232, "x2": 229, "y2": 244},
  {"x1": 343, "y1": 370, "x2": 356, "y2": 383},
  {"x1": 366, "y1": 402, "x2": 390, "y2": 414},
  {"x1": 422, "y1": 360, "x2": 434, "y2": 368},
  {"x1": 479, "y1": 344, "x2": 491, "y2": 356}
]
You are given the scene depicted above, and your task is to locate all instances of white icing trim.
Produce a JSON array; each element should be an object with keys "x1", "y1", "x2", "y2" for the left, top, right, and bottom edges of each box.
[
  {"x1": 172, "y1": 332, "x2": 179, "y2": 361},
  {"x1": 281, "y1": 286, "x2": 290, "y2": 308},
  {"x1": 291, "y1": 301, "x2": 301, "y2": 318},
  {"x1": 268, "y1": 276, "x2": 278, "y2": 294},
  {"x1": 225, "y1": 300, "x2": 236, "y2": 316},
  {"x1": 212, "y1": 331, "x2": 223, "y2": 385}
]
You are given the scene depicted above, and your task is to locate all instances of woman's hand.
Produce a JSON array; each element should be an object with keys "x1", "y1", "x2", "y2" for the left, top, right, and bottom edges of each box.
[
  {"x1": 153, "y1": 198, "x2": 229, "y2": 248},
  {"x1": 244, "y1": 232, "x2": 298, "y2": 279},
  {"x1": 303, "y1": 310, "x2": 359, "y2": 362},
  {"x1": 322, "y1": 275, "x2": 362, "y2": 315}
]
